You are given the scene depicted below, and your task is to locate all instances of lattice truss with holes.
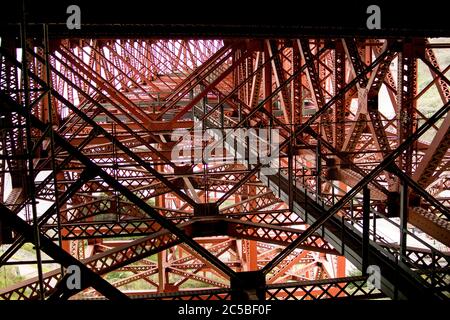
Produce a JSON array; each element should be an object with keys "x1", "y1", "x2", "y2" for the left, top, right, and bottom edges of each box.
[{"x1": 0, "y1": 37, "x2": 449, "y2": 300}]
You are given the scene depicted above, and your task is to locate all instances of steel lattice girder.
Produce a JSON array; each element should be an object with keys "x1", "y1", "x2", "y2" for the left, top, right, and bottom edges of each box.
[{"x1": 1, "y1": 35, "x2": 450, "y2": 301}]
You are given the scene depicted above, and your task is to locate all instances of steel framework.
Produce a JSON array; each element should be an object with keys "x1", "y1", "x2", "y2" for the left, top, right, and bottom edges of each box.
[{"x1": 0, "y1": 20, "x2": 450, "y2": 301}]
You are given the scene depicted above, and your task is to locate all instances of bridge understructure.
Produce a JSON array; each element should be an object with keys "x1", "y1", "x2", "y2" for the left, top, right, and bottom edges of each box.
[{"x1": 0, "y1": 32, "x2": 449, "y2": 301}]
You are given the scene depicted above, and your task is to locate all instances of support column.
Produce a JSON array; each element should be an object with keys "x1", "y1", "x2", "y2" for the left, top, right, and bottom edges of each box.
[
  {"x1": 264, "y1": 47, "x2": 273, "y2": 126},
  {"x1": 157, "y1": 249, "x2": 168, "y2": 292},
  {"x1": 155, "y1": 164, "x2": 168, "y2": 292},
  {"x1": 244, "y1": 183, "x2": 258, "y2": 271},
  {"x1": 397, "y1": 41, "x2": 418, "y2": 177},
  {"x1": 362, "y1": 186, "x2": 370, "y2": 274},
  {"x1": 316, "y1": 139, "x2": 322, "y2": 199},
  {"x1": 399, "y1": 182, "x2": 408, "y2": 263},
  {"x1": 334, "y1": 41, "x2": 346, "y2": 151},
  {"x1": 336, "y1": 256, "x2": 346, "y2": 278}
]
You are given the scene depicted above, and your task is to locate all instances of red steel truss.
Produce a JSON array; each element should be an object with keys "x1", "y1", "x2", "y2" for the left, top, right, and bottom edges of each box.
[{"x1": 0, "y1": 33, "x2": 449, "y2": 301}]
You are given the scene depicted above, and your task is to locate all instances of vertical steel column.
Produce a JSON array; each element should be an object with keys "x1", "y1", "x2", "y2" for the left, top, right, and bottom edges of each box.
[
  {"x1": 264, "y1": 47, "x2": 272, "y2": 116},
  {"x1": 201, "y1": 84, "x2": 207, "y2": 129},
  {"x1": 43, "y1": 24, "x2": 65, "y2": 276},
  {"x1": 20, "y1": 2, "x2": 45, "y2": 299},
  {"x1": 246, "y1": 183, "x2": 258, "y2": 271},
  {"x1": 292, "y1": 41, "x2": 302, "y2": 131},
  {"x1": 288, "y1": 129, "x2": 293, "y2": 211},
  {"x1": 190, "y1": 90, "x2": 194, "y2": 120},
  {"x1": 2, "y1": 37, "x2": 27, "y2": 193},
  {"x1": 397, "y1": 41, "x2": 417, "y2": 176},
  {"x1": 399, "y1": 182, "x2": 408, "y2": 262},
  {"x1": 316, "y1": 139, "x2": 322, "y2": 200},
  {"x1": 220, "y1": 104, "x2": 224, "y2": 128},
  {"x1": 157, "y1": 250, "x2": 167, "y2": 292},
  {"x1": 334, "y1": 41, "x2": 346, "y2": 151},
  {"x1": 247, "y1": 55, "x2": 253, "y2": 105},
  {"x1": 362, "y1": 186, "x2": 370, "y2": 274},
  {"x1": 373, "y1": 207, "x2": 377, "y2": 242}
]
